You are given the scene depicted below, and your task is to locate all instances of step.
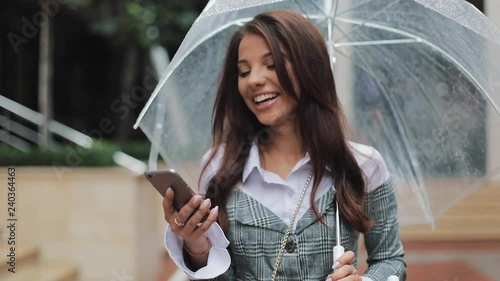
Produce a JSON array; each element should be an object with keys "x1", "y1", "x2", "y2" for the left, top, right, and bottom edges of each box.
[
  {"x1": 0, "y1": 246, "x2": 39, "y2": 273},
  {"x1": 1, "y1": 261, "x2": 78, "y2": 281}
]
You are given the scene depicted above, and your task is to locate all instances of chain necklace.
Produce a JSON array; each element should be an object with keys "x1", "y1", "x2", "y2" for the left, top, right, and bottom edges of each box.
[{"x1": 271, "y1": 170, "x2": 314, "y2": 281}]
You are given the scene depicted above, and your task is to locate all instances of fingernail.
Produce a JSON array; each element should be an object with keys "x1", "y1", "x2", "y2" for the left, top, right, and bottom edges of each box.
[
  {"x1": 202, "y1": 198, "x2": 211, "y2": 208},
  {"x1": 332, "y1": 261, "x2": 339, "y2": 269},
  {"x1": 193, "y1": 195, "x2": 203, "y2": 203},
  {"x1": 210, "y1": 206, "x2": 219, "y2": 214},
  {"x1": 326, "y1": 278, "x2": 332, "y2": 281},
  {"x1": 166, "y1": 187, "x2": 172, "y2": 195}
]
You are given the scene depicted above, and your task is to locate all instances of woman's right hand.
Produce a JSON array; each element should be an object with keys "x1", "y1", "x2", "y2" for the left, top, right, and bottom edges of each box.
[{"x1": 163, "y1": 187, "x2": 219, "y2": 254}]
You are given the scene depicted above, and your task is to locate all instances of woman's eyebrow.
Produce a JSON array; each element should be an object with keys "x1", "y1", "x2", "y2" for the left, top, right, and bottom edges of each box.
[
  {"x1": 238, "y1": 52, "x2": 274, "y2": 65},
  {"x1": 262, "y1": 52, "x2": 272, "y2": 59}
]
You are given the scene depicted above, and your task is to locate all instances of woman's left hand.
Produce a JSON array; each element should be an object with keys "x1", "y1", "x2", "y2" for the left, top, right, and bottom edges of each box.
[{"x1": 325, "y1": 251, "x2": 361, "y2": 281}]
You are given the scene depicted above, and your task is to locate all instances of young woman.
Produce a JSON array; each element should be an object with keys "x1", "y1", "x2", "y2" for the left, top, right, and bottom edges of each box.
[{"x1": 162, "y1": 10, "x2": 407, "y2": 281}]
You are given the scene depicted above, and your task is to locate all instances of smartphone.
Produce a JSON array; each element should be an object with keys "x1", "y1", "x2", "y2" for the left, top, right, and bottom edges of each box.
[{"x1": 144, "y1": 169, "x2": 209, "y2": 222}]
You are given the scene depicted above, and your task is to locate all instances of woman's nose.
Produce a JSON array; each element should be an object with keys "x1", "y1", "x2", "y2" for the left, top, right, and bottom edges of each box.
[{"x1": 248, "y1": 68, "x2": 266, "y2": 88}]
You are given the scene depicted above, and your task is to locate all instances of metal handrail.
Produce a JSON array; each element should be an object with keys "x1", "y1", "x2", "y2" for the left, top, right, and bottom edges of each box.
[
  {"x1": 0, "y1": 114, "x2": 40, "y2": 145},
  {"x1": 0, "y1": 95, "x2": 93, "y2": 148},
  {"x1": 0, "y1": 129, "x2": 31, "y2": 152},
  {"x1": 0, "y1": 94, "x2": 146, "y2": 174}
]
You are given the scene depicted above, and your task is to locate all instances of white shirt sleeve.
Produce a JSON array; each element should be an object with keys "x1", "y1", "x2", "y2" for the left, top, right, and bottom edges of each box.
[
  {"x1": 164, "y1": 146, "x2": 230, "y2": 279},
  {"x1": 362, "y1": 276, "x2": 374, "y2": 281},
  {"x1": 165, "y1": 222, "x2": 231, "y2": 279}
]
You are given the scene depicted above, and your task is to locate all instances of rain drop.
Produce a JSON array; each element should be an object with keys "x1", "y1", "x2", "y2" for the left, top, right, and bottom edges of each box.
[{"x1": 436, "y1": 83, "x2": 448, "y2": 97}]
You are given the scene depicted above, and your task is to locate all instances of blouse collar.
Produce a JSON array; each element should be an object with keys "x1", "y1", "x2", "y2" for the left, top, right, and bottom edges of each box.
[{"x1": 242, "y1": 142, "x2": 312, "y2": 182}]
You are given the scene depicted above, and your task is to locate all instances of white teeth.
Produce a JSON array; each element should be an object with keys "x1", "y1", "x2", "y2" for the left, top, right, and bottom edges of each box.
[{"x1": 253, "y1": 93, "x2": 278, "y2": 103}]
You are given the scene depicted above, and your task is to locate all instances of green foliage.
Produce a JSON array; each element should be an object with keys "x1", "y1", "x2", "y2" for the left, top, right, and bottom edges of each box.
[
  {"x1": 117, "y1": 140, "x2": 151, "y2": 160},
  {"x1": 61, "y1": 0, "x2": 207, "y2": 52},
  {"x1": 0, "y1": 140, "x2": 150, "y2": 166}
]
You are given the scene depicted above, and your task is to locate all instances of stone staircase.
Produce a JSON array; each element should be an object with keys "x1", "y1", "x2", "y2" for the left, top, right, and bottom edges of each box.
[{"x1": 0, "y1": 246, "x2": 78, "y2": 281}]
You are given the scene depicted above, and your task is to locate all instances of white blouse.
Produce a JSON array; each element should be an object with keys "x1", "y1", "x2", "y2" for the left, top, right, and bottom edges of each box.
[{"x1": 165, "y1": 141, "x2": 389, "y2": 280}]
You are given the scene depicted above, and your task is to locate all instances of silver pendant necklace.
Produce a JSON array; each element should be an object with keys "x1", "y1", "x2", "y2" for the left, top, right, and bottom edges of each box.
[{"x1": 271, "y1": 170, "x2": 314, "y2": 281}]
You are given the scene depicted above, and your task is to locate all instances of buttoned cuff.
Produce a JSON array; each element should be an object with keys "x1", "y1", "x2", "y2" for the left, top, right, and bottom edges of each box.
[{"x1": 165, "y1": 222, "x2": 230, "y2": 280}]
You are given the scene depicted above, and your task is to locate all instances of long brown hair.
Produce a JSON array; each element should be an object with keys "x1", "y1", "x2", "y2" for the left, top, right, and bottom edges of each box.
[{"x1": 201, "y1": 10, "x2": 373, "y2": 233}]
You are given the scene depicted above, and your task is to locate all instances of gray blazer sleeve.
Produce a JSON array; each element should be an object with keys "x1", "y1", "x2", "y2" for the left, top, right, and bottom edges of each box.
[{"x1": 363, "y1": 179, "x2": 407, "y2": 281}]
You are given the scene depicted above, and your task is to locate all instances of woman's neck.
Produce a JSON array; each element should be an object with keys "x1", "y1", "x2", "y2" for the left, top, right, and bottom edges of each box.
[{"x1": 259, "y1": 123, "x2": 305, "y2": 179}]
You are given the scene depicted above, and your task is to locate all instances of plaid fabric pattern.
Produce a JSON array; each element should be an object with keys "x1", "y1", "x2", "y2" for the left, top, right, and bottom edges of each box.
[{"x1": 211, "y1": 179, "x2": 406, "y2": 281}]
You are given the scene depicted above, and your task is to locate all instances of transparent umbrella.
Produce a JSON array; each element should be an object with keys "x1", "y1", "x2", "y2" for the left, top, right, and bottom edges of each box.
[{"x1": 134, "y1": 0, "x2": 500, "y2": 225}]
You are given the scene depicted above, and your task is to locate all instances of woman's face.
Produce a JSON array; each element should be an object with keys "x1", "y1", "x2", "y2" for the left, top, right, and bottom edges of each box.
[{"x1": 237, "y1": 34, "x2": 298, "y2": 127}]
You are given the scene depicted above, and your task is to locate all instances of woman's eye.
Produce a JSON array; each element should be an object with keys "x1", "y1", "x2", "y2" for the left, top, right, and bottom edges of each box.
[
  {"x1": 238, "y1": 70, "x2": 250, "y2": 77},
  {"x1": 267, "y1": 64, "x2": 275, "y2": 70}
]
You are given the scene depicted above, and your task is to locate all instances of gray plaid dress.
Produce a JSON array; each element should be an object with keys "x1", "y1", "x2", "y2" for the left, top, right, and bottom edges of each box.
[{"x1": 211, "y1": 179, "x2": 406, "y2": 281}]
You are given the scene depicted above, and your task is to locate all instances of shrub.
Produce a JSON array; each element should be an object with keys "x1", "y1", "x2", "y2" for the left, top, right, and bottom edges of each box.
[{"x1": 0, "y1": 140, "x2": 150, "y2": 166}]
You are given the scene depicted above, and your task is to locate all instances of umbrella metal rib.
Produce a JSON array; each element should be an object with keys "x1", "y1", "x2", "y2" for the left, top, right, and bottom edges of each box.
[
  {"x1": 350, "y1": 47, "x2": 435, "y2": 225},
  {"x1": 133, "y1": 18, "x2": 251, "y2": 129},
  {"x1": 334, "y1": 17, "x2": 499, "y2": 115},
  {"x1": 334, "y1": 39, "x2": 417, "y2": 47}
]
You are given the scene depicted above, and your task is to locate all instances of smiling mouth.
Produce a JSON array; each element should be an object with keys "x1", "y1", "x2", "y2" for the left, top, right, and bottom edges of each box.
[{"x1": 253, "y1": 93, "x2": 280, "y2": 104}]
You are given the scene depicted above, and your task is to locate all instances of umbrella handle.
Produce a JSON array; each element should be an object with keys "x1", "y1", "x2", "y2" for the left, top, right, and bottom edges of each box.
[
  {"x1": 332, "y1": 245, "x2": 344, "y2": 272},
  {"x1": 333, "y1": 201, "x2": 344, "y2": 272},
  {"x1": 332, "y1": 244, "x2": 399, "y2": 281}
]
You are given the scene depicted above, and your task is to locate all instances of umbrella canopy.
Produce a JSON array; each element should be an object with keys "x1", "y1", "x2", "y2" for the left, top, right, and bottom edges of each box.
[{"x1": 134, "y1": 0, "x2": 500, "y2": 225}]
